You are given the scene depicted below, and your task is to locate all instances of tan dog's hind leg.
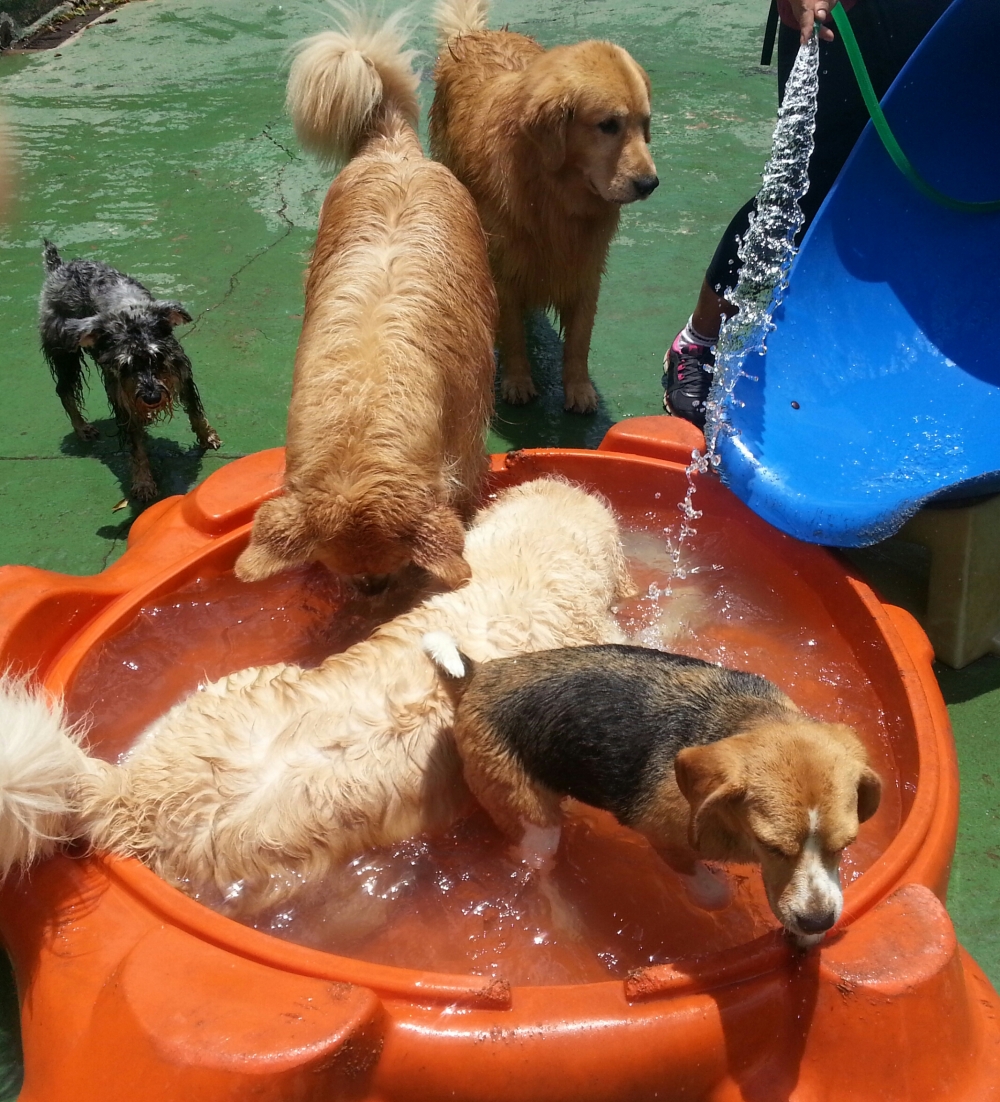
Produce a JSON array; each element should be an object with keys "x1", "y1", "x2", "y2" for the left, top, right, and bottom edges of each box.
[
  {"x1": 559, "y1": 283, "x2": 600, "y2": 414},
  {"x1": 497, "y1": 292, "x2": 538, "y2": 405}
]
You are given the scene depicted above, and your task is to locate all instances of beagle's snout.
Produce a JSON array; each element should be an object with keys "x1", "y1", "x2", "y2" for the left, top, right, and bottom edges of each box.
[
  {"x1": 795, "y1": 910, "x2": 837, "y2": 935},
  {"x1": 632, "y1": 174, "x2": 659, "y2": 199}
]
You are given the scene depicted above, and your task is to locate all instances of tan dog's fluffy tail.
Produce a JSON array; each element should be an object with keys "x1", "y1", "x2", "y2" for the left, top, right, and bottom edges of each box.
[
  {"x1": 286, "y1": 7, "x2": 419, "y2": 163},
  {"x1": 0, "y1": 677, "x2": 94, "y2": 879},
  {"x1": 434, "y1": 0, "x2": 489, "y2": 42}
]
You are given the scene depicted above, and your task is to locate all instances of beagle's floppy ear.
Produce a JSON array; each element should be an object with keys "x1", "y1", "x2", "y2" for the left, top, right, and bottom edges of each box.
[
  {"x1": 409, "y1": 502, "x2": 471, "y2": 590},
  {"x1": 520, "y1": 75, "x2": 574, "y2": 172},
  {"x1": 674, "y1": 743, "x2": 746, "y2": 855},
  {"x1": 234, "y1": 494, "x2": 317, "y2": 582},
  {"x1": 857, "y1": 766, "x2": 882, "y2": 823},
  {"x1": 820, "y1": 723, "x2": 882, "y2": 824}
]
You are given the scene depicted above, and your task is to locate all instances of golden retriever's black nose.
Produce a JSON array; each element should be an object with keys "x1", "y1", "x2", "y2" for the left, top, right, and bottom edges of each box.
[
  {"x1": 633, "y1": 174, "x2": 659, "y2": 198},
  {"x1": 797, "y1": 910, "x2": 837, "y2": 934}
]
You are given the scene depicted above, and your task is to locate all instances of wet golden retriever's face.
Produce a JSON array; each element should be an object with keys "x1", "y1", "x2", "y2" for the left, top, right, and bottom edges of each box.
[{"x1": 521, "y1": 42, "x2": 658, "y2": 205}]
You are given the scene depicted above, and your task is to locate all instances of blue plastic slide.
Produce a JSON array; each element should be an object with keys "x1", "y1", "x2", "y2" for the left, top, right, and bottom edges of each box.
[{"x1": 717, "y1": 0, "x2": 1000, "y2": 546}]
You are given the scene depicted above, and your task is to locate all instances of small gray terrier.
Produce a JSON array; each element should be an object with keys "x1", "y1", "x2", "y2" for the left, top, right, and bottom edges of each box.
[{"x1": 39, "y1": 240, "x2": 221, "y2": 502}]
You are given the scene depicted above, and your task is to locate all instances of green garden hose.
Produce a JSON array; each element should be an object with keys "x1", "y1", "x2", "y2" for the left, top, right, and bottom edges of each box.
[{"x1": 831, "y1": 2, "x2": 1000, "y2": 213}]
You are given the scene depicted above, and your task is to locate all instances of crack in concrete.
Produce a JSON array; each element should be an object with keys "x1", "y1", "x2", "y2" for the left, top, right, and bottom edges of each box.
[
  {"x1": 99, "y1": 531, "x2": 126, "y2": 570},
  {"x1": 187, "y1": 119, "x2": 298, "y2": 336},
  {"x1": 261, "y1": 122, "x2": 297, "y2": 164}
]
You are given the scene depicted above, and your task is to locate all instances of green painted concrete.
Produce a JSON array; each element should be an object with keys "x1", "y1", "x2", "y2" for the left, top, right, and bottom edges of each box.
[
  {"x1": 0, "y1": 0, "x2": 996, "y2": 1094},
  {"x1": 938, "y1": 656, "x2": 1000, "y2": 980}
]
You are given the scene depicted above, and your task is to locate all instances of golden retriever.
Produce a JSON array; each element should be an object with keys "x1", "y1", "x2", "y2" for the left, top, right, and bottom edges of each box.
[
  {"x1": 430, "y1": 0, "x2": 658, "y2": 413},
  {"x1": 236, "y1": 11, "x2": 497, "y2": 589},
  {"x1": 0, "y1": 479, "x2": 635, "y2": 914}
]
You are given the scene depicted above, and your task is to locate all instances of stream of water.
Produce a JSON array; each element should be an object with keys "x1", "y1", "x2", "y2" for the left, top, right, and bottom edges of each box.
[{"x1": 668, "y1": 33, "x2": 821, "y2": 582}]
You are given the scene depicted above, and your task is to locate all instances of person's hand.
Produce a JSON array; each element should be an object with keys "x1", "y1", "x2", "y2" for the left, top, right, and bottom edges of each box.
[{"x1": 787, "y1": 0, "x2": 839, "y2": 44}]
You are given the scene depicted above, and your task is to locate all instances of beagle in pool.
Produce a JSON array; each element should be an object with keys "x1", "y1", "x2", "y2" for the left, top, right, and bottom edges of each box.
[{"x1": 424, "y1": 638, "x2": 882, "y2": 946}]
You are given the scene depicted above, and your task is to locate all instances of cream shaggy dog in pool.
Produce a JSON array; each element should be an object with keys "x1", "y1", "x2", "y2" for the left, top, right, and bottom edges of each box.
[{"x1": 0, "y1": 479, "x2": 633, "y2": 914}]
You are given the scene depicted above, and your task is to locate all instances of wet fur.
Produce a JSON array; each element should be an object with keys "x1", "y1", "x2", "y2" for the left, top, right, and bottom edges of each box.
[
  {"x1": 436, "y1": 643, "x2": 882, "y2": 943},
  {"x1": 430, "y1": 0, "x2": 657, "y2": 413},
  {"x1": 38, "y1": 241, "x2": 220, "y2": 502},
  {"x1": 236, "y1": 11, "x2": 497, "y2": 590},
  {"x1": 0, "y1": 479, "x2": 634, "y2": 915}
]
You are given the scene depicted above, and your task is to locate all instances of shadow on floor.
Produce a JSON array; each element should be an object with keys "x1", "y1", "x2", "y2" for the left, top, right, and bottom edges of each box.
[
  {"x1": 59, "y1": 419, "x2": 221, "y2": 537},
  {"x1": 935, "y1": 655, "x2": 1000, "y2": 706},
  {"x1": 489, "y1": 312, "x2": 614, "y2": 452},
  {"x1": 842, "y1": 543, "x2": 1000, "y2": 705}
]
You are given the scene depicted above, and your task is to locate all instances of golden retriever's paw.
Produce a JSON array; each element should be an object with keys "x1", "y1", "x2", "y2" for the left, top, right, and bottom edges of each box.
[
  {"x1": 500, "y1": 374, "x2": 539, "y2": 405},
  {"x1": 563, "y1": 379, "x2": 599, "y2": 414}
]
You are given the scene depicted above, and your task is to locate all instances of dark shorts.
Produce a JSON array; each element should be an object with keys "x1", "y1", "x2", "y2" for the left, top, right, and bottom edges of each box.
[{"x1": 704, "y1": 0, "x2": 953, "y2": 296}]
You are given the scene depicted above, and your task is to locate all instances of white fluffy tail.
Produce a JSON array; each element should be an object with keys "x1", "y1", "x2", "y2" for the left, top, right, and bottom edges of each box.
[
  {"x1": 434, "y1": 0, "x2": 489, "y2": 42},
  {"x1": 286, "y1": 6, "x2": 419, "y2": 163},
  {"x1": 421, "y1": 631, "x2": 470, "y2": 680},
  {"x1": 0, "y1": 678, "x2": 91, "y2": 880}
]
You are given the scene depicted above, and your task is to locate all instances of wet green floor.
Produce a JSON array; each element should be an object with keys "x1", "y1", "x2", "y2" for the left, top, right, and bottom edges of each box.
[{"x1": 0, "y1": 0, "x2": 997, "y2": 1094}]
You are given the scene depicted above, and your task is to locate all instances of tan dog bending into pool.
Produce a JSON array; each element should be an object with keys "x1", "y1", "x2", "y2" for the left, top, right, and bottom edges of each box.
[
  {"x1": 236, "y1": 11, "x2": 497, "y2": 589},
  {"x1": 0, "y1": 479, "x2": 635, "y2": 915},
  {"x1": 430, "y1": 0, "x2": 658, "y2": 413},
  {"x1": 425, "y1": 640, "x2": 882, "y2": 946}
]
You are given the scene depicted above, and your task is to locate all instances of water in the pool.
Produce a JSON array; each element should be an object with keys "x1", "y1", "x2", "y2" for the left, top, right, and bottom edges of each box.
[{"x1": 67, "y1": 493, "x2": 900, "y2": 986}]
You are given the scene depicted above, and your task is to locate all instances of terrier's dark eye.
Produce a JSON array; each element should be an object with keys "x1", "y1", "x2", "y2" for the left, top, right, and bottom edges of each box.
[{"x1": 598, "y1": 117, "x2": 621, "y2": 135}]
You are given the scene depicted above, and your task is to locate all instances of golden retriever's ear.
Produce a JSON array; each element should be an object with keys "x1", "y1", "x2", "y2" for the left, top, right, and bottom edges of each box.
[
  {"x1": 675, "y1": 744, "x2": 746, "y2": 853},
  {"x1": 520, "y1": 82, "x2": 573, "y2": 172},
  {"x1": 234, "y1": 495, "x2": 316, "y2": 582},
  {"x1": 410, "y1": 503, "x2": 471, "y2": 590},
  {"x1": 857, "y1": 767, "x2": 882, "y2": 823}
]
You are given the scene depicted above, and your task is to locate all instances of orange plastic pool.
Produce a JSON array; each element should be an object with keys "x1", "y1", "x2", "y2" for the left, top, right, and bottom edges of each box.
[{"x1": 0, "y1": 417, "x2": 997, "y2": 1101}]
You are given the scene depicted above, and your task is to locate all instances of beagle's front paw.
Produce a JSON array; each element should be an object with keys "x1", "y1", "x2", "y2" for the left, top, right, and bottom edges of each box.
[{"x1": 681, "y1": 861, "x2": 732, "y2": 911}]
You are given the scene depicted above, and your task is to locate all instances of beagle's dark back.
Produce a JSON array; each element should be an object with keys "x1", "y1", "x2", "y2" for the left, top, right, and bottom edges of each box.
[{"x1": 460, "y1": 644, "x2": 788, "y2": 824}]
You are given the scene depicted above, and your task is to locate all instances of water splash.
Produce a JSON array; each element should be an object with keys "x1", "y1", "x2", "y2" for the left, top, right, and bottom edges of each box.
[{"x1": 667, "y1": 33, "x2": 820, "y2": 581}]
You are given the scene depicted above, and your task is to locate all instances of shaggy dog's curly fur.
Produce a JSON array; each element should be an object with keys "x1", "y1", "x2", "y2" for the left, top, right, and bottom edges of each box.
[
  {"x1": 0, "y1": 479, "x2": 634, "y2": 914},
  {"x1": 429, "y1": 0, "x2": 658, "y2": 414},
  {"x1": 236, "y1": 11, "x2": 497, "y2": 589}
]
